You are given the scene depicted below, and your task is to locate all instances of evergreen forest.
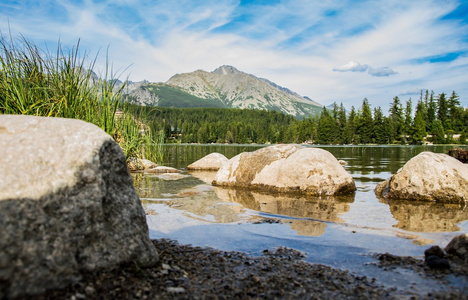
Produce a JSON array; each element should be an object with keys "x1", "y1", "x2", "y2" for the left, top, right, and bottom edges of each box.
[{"x1": 131, "y1": 90, "x2": 468, "y2": 145}]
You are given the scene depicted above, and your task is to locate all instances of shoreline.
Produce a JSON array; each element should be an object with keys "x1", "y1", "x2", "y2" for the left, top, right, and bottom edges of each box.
[{"x1": 25, "y1": 239, "x2": 467, "y2": 299}]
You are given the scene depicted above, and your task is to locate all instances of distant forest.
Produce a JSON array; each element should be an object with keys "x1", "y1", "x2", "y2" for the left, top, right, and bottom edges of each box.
[{"x1": 129, "y1": 90, "x2": 468, "y2": 145}]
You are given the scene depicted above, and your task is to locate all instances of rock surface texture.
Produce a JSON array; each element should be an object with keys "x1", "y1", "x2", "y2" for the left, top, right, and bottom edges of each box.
[
  {"x1": 375, "y1": 152, "x2": 468, "y2": 203},
  {"x1": 186, "y1": 152, "x2": 228, "y2": 171},
  {"x1": 213, "y1": 144, "x2": 356, "y2": 195},
  {"x1": 445, "y1": 233, "x2": 468, "y2": 262},
  {"x1": 0, "y1": 115, "x2": 158, "y2": 299}
]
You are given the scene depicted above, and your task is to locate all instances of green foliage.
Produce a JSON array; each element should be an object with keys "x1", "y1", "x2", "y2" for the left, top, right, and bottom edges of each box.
[
  {"x1": 126, "y1": 83, "x2": 227, "y2": 108},
  {"x1": 411, "y1": 111, "x2": 426, "y2": 144},
  {"x1": 355, "y1": 98, "x2": 373, "y2": 144},
  {"x1": 0, "y1": 35, "x2": 163, "y2": 163}
]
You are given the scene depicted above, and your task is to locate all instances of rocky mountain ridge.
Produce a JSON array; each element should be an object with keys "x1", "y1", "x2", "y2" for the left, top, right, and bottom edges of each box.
[{"x1": 121, "y1": 65, "x2": 323, "y2": 118}]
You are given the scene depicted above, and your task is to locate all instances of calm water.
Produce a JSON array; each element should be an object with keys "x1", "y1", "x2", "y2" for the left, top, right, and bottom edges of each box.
[{"x1": 134, "y1": 144, "x2": 468, "y2": 292}]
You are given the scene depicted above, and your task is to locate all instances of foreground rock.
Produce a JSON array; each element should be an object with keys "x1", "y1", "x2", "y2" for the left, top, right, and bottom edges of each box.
[
  {"x1": 213, "y1": 144, "x2": 356, "y2": 195},
  {"x1": 375, "y1": 152, "x2": 468, "y2": 203},
  {"x1": 0, "y1": 115, "x2": 158, "y2": 298},
  {"x1": 186, "y1": 152, "x2": 228, "y2": 171}
]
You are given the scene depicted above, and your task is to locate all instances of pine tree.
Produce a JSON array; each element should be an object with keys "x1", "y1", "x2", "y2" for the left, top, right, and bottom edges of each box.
[
  {"x1": 338, "y1": 103, "x2": 347, "y2": 143},
  {"x1": 344, "y1": 106, "x2": 357, "y2": 144},
  {"x1": 403, "y1": 98, "x2": 413, "y2": 143},
  {"x1": 389, "y1": 96, "x2": 404, "y2": 143},
  {"x1": 356, "y1": 98, "x2": 373, "y2": 143},
  {"x1": 448, "y1": 91, "x2": 463, "y2": 131},
  {"x1": 411, "y1": 111, "x2": 427, "y2": 144},
  {"x1": 317, "y1": 107, "x2": 339, "y2": 144},
  {"x1": 437, "y1": 92, "x2": 449, "y2": 129},
  {"x1": 373, "y1": 106, "x2": 388, "y2": 144},
  {"x1": 426, "y1": 91, "x2": 436, "y2": 132},
  {"x1": 431, "y1": 120, "x2": 446, "y2": 144}
]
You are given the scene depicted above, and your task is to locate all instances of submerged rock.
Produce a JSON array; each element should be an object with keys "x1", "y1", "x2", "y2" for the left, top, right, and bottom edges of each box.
[
  {"x1": 375, "y1": 152, "x2": 468, "y2": 203},
  {"x1": 186, "y1": 152, "x2": 228, "y2": 171},
  {"x1": 0, "y1": 115, "x2": 158, "y2": 298},
  {"x1": 145, "y1": 166, "x2": 182, "y2": 173},
  {"x1": 213, "y1": 144, "x2": 356, "y2": 196}
]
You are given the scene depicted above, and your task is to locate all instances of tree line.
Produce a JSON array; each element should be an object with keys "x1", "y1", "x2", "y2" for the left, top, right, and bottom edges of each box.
[{"x1": 130, "y1": 90, "x2": 467, "y2": 145}]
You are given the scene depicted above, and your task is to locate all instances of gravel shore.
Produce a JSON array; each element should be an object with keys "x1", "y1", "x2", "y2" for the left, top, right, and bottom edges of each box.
[{"x1": 21, "y1": 239, "x2": 467, "y2": 300}]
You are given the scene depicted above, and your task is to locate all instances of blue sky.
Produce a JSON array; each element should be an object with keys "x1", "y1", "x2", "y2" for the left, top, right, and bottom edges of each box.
[{"x1": 1, "y1": 0, "x2": 467, "y2": 110}]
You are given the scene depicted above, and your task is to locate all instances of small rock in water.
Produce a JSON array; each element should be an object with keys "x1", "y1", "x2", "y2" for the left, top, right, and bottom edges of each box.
[
  {"x1": 424, "y1": 245, "x2": 445, "y2": 259},
  {"x1": 425, "y1": 255, "x2": 450, "y2": 270}
]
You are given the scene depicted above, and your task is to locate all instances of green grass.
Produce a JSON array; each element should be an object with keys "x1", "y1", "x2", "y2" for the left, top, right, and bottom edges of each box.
[{"x1": 0, "y1": 35, "x2": 164, "y2": 164}]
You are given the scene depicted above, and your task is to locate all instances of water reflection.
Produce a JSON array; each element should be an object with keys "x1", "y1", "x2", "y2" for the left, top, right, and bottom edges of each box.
[
  {"x1": 384, "y1": 199, "x2": 468, "y2": 232},
  {"x1": 288, "y1": 220, "x2": 327, "y2": 237},
  {"x1": 214, "y1": 188, "x2": 354, "y2": 223}
]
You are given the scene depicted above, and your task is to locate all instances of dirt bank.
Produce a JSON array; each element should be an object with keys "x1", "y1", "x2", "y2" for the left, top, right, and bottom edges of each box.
[{"x1": 21, "y1": 239, "x2": 466, "y2": 299}]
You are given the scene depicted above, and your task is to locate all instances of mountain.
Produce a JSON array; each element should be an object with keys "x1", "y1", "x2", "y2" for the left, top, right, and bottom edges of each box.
[{"x1": 121, "y1": 65, "x2": 323, "y2": 118}]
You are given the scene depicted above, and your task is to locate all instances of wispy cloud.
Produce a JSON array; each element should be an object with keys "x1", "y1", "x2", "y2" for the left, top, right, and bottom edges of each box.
[
  {"x1": 0, "y1": 0, "x2": 466, "y2": 110},
  {"x1": 368, "y1": 67, "x2": 398, "y2": 77}
]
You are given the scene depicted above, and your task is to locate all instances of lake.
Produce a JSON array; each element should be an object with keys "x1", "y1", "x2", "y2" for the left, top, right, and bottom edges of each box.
[{"x1": 133, "y1": 144, "x2": 468, "y2": 292}]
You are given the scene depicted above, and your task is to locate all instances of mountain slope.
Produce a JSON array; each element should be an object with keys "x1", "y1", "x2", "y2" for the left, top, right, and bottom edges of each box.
[
  {"x1": 166, "y1": 65, "x2": 322, "y2": 118},
  {"x1": 123, "y1": 82, "x2": 226, "y2": 108}
]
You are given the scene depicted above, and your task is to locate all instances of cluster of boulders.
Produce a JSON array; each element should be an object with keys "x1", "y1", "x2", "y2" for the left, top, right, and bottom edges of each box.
[
  {"x1": 1, "y1": 115, "x2": 467, "y2": 298},
  {"x1": 424, "y1": 233, "x2": 468, "y2": 269},
  {"x1": 188, "y1": 145, "x2": 468, "y2": 204},
  {"x1": 189, "y1": 144, "x2": 356, "y2": 196}
]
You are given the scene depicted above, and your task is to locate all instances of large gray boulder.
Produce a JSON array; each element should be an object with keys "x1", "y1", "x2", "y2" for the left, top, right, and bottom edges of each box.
[
  {"x1": 213, "y1": 144, "x2": 356, "y2": 196},
  {"x1": 375, "y1": 152, "x2": 468, "y2": 203},
  {"x1": 0, "y1": 115, "x2": 158, "y2": 298}
]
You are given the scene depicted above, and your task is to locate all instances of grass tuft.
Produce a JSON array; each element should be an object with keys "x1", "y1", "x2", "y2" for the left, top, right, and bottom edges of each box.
[{"x1": 0, "y1": 35, "x2": 164, "y2": 164}]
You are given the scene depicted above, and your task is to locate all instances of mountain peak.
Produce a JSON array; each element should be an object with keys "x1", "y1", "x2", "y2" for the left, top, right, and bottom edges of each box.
[{"x1": 211, "y1": 65, "x2": 242, "y2": 75}]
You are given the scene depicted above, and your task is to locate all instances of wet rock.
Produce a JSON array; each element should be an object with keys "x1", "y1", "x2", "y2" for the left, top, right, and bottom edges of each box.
[
  {"x1": 0, "y1": 115, "x2": 158, "y2": 298},
  {"x1": 424, "y1": 246, "x2": 450, "y2": 269},
  {"x1": 145, "y1": 166, "x2": 181, "y2": 173},
  {"x1": 447, "y1": 149, "x2": 468, "y2": 163},
  {"x1": 425, "y1": 256, "x2": 450, "y2": 270},
  {"x1": 127, "y1": 158, "x2": 158, "y2": 172},
  {"x1": 213, "y1": 144, "x2": 356, "y2": 196},
  {"x1": 424, "y1": 246, "x2": 446, "y2": 259},
  {"x1": 445, "y1": 233, "x2": 468, "y2": 262},
  {"x1": 186, "y1": 152, "x2": 228, "y2": 171},
  {"x1": 375, "y1": 152, "x2": 468, "y2": 203}
]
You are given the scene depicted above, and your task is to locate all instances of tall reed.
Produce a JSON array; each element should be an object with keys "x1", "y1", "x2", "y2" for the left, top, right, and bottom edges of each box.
[{"x1": 0, "y1": 35, "x2": 164, "y2": 163}]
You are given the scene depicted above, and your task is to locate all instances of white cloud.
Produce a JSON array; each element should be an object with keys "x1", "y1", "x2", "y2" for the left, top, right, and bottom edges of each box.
[
  {"x1": 0, "y1": 0, "x2": 467, "y2": 111},
  {"x1": 333, "y1": 61, "x2": 369, "y2": 72}
]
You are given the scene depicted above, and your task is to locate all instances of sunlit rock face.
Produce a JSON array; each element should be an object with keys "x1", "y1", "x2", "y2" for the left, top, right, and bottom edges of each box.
[
  {"x1": 375, "y1": 152, "x2": 468, "y2": 203},
  {"x1": 386, "y1": 200, "x2": 468, "y2": 232},
  {"x1": 0, "y1": 115, "x2": 158, "y2": 299},
  {"x1": 186, "y1": 152, "x2": 228, "y2": 171},
  {"x1": 213, "y1": 144, "x2": 356, "y2": 196}
]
